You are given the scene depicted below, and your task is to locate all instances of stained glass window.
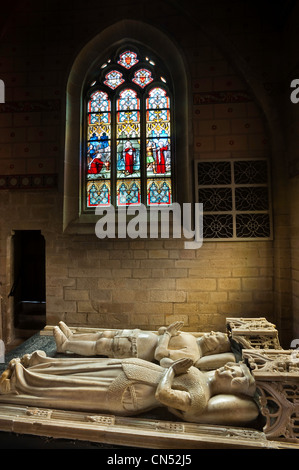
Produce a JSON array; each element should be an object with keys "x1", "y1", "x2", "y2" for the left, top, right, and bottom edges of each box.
[{"x1": 84, "y1": 48, "x2": 173, "y2": 209}]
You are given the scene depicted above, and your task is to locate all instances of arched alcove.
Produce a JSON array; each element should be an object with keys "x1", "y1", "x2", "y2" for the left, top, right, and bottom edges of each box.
[{"x1": 63, "y1": 19, "x2": 190, "y2": 232}]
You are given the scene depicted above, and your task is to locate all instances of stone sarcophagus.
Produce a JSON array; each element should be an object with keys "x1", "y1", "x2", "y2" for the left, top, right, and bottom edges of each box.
[{"x1": 0, "y1": 317, "x2": 299, "y2": 449}]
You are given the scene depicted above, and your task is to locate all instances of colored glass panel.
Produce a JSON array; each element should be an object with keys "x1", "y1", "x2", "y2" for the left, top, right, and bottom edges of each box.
[
  {"x1": 117, "y1": 179, "x2": 141, "y2": 206},
  {"x1": 132, "y1": 69, "x2": 153, "y2": 88},
  {"x1": 146, "y1": 139, "x2": 170, "y2": 175},
  {"x1": 87, "y1": 140, "x2": 111, "y2": 180},
  {"x1": 117, "y1": 139, "x2": 140, "y2": 177},
  {"x1": 118, "y1": 50, "x2": 139, "y2": 69},
  {"x1": 88, "y1": 91, "x2": 111, "y2": 113},
  {"x1": 117, "y1": 89, "x2": 140, "y2": 180},
  {"x1": 87, "y1": 180, "x2": 111, "y2": 207},
  {"x1": 146, "y1": 87, "x2": 170, "y2": 109},
  {"x1": 147, "y1": 178, "x2": 172, "y2": 205},
  {"x1": 104, "y1": 70, "x2": 125, "y2": 89},
  {"x1": 117, "y1": 88, "x2": 139, "y2": 111}
]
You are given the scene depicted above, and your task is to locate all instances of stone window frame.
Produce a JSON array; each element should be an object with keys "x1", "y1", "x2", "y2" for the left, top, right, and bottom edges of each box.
[{"x1": 63, "y1": 20, "x2": 190, "y2": 234}]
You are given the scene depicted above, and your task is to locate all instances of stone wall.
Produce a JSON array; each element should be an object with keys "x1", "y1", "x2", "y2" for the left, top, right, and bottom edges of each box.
[{"x1": 45, "y1": 237, "x2": 274, "y2": 332}]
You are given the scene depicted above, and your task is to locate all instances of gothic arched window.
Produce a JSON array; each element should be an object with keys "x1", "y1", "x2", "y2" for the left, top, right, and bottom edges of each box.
[{"x1": 83, "y1": 47, "x2": 173, "y2": 210}]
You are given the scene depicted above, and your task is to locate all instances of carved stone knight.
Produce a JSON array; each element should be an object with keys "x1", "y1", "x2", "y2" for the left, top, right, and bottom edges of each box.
[
  {"x1": 54, "y1": 321, "x2": 236, "y2": 370},
  {"x1": 0, "y1": 351, "x2": 259, "y2": 426}
]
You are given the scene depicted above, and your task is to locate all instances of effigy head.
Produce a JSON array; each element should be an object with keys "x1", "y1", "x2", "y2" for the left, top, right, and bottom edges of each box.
[
  {"x1": 215, "y1": 362, "x2": 256, "y2": 397},
  {"x1": 199, "y1": 331, "x2": 231, "y2": 355}
]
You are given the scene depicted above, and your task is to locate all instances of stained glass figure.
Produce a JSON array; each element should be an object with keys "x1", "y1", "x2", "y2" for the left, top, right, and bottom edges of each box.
[
  {"x1": 117, "y1": 139, "x2": 140, "y2": 176},
  {"x1": 147, "y1": 178, "x2": 172, "y2": 205},
  {"x1": 87, "y1": 181, "x2": 110, "y2": 207},
  {"x1": 104, "y1": 70, "x2": 125, "y2": 89},
  {"x1": 118, "y1": 50, "x2": 139, "y2": 69},
  {"x1": 132, "y1": 69, "x2": 153, "y2": 88},
  {"x1": 117, "y1": 179, "x2": 141, "y2": 206}
]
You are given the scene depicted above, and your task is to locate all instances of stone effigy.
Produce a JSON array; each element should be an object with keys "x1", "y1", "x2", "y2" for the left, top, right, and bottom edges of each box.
[
  {"x1": 0, "y1": 351, "x2": 259, "y2": 427},
  {"x1": 0, "y1": 316, "x2": 298, "y2": 449},
  {"x1": 53, "y1": 320, "x2": 236, "y2": 370}
]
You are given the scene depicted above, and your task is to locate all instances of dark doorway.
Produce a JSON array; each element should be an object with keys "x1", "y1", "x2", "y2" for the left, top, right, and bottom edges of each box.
[{"x1": 10, "y1": 230, "x2": 46, "y2": 334}]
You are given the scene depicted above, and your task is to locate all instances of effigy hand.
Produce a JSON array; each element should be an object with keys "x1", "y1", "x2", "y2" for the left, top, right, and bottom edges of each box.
[
  {"x1": 166, "y1": 321, "x2": 184, "y2": 337},
  {"x1": 171, "y1": 358, "x2": 193, "y2": 376}
]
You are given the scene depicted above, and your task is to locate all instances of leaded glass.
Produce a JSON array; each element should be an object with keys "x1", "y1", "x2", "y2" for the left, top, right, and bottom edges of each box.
[
  {"x1": 146, "y1": 139, "x2": 171, "y2": 175},
  {"x1": 117, "y1": 139, "x2": 140, "y2": 177},
  {"x1": 146, "y1": 88, "x2": 171, "y2": 177},
  {"x1": 234, "y1": 160, "x2": 268, "y2": 184},
  {"x1": 88, "y1": 91, "x2": 111, "y2": 114},
  {"x1": 104, "y1": 70, "x2": 125, "y2": 89},
  {"x1": 132, "y1": 69, "x2": 153, "y2": 88},
  {"x1": 84, "y1": 49, "x2": 173, "y2": 210},
  {"x1": 117, "y1": 179, "x2": 141, "y2": 206},
  {"x1": 235, "y1": 187, "x2": 269, "y2": 211},
  {"x1": 203, "y1": 214, "x2": 234, "y2": 239},
  {"x1": 117, "y1": 88, "x2": 139, "y2": 111},
  {"x1": 117, "y1": 89, "x2": 140, "y2": 180},
  {"x1": 87, "y1": 181, "x2": 110, "y2": 207},
  {"x1": 198, "y1": 161, "x2": 231, "y2": 186},
  {"x1": 87, "y1": 91, "x2": 111, "y2": 181},
  {"x1": 147, "y1": 87, "x2": 170, "y2": 109},
  {"x1": 147, "y1": 178, "x2": 172, "y2": 205},
  {"x1": 118, "y1": 50, "x2": 139, "y2": 69},
  {"x1": 198, "y1": 188, "x2": 232, "y2": 212}
]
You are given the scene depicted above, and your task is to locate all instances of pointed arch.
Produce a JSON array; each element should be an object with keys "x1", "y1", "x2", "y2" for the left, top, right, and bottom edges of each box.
[{"x1": 63, "y1": 20, "x2": 189, "y2": 232}]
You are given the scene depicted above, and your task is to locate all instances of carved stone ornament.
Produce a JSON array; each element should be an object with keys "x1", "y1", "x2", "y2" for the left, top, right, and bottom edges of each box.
[
  {"x1": 227, "y1": 317, "x2": 282, "y2": 350},
  {"x1": 243, "y1": 349, "x2": 299, "y2": 442}
]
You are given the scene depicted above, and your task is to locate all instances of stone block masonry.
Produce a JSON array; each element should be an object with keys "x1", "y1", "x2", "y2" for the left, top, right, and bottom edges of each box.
[{"x1": 45, "y1": 236, "x2": 274, "y2": 332}]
